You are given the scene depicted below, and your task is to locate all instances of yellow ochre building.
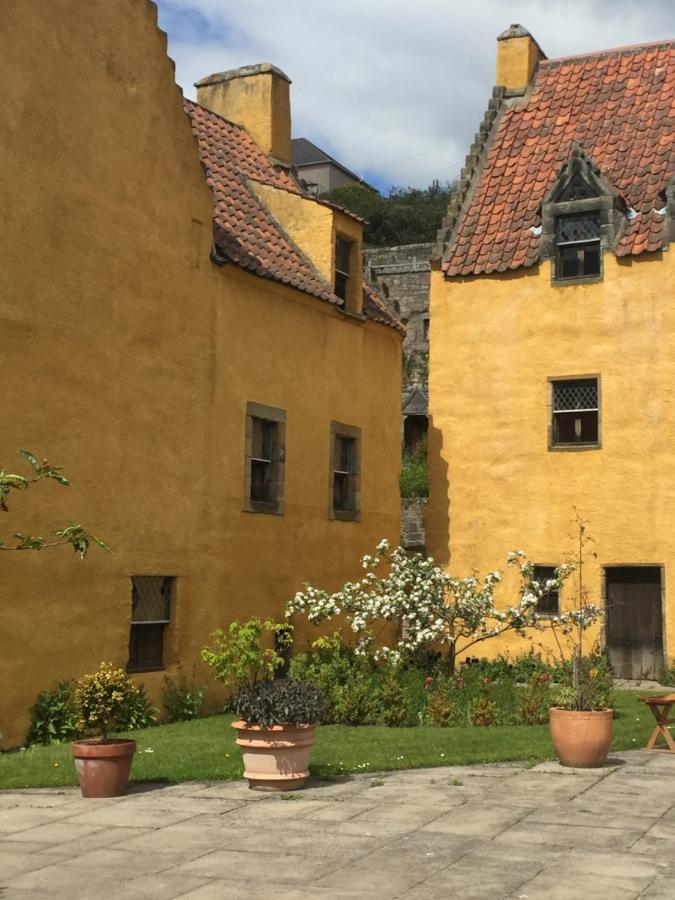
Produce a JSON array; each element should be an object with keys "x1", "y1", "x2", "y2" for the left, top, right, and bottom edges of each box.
[
  {"x1": 428, "y1": 26, "x2": 675, "y2": 679},
  {"x1": 0, "y1": 1, "x2": 402, "y2": 747}
]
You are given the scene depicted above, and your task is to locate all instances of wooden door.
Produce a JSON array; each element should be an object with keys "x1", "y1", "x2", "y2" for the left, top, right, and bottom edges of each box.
[{"x1": 605, "y1": 567, "x2": 663, "y2": 679}]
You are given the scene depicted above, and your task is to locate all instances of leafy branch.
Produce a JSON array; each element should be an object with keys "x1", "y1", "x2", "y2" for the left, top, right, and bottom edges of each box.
[{"x1": 0, "y1": 450, "x2": 109, "y2": 558}]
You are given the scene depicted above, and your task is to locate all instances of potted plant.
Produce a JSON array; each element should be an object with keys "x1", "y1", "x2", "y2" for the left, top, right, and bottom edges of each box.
[
  {"x1": 71, "y1": 662, "x2": 140, "y2": 797},
  {"x1": 524, "y1": 513, "x2": 612, "y2": 767},
  {"x1": 202, "y1": 618, "x2": 325, "y2": 790}
]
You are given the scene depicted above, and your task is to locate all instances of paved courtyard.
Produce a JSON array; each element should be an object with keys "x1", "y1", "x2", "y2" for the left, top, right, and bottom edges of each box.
[{"x1": 2, "y1": 750, "x2": 675, "y2": 899}]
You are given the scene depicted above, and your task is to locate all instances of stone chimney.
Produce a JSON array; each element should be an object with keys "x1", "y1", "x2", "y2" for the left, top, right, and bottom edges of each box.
[
  {"x1": 195, "y1": 63, "x2": 291, "y2": 165},
  {"x1": 496, "y1": 25, "x2": 546, "y2": 94}
]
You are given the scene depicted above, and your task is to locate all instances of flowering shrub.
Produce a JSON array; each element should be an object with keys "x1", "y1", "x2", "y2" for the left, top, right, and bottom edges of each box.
[
  {"x1": 73, "y1": 663, "x2": 141, "y2": 741},
  {"x1": 288, "y1": 540, "x2": 599, "y2": 672}
]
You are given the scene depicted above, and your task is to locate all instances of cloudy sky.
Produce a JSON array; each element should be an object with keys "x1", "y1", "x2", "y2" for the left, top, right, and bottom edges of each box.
[{"x1": 155, "y1": 0, "x2": 674, "y2": 192}]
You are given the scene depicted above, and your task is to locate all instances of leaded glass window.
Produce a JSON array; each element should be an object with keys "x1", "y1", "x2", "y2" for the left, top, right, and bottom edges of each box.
[
  {"x1": 555, "y1": 213, "x2": 601, "y2": 280},
  {"x1": 551, "y1": 378, "x2": 599, "y2": 447}
]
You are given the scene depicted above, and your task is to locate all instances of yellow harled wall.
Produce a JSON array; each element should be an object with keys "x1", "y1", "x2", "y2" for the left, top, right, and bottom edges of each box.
[
  {"x1": 427, "y1": 252, "x2": 675, "y2": 663},
  {"x1": 0, "y1": 1, "x2": 401, "y2": 747}
]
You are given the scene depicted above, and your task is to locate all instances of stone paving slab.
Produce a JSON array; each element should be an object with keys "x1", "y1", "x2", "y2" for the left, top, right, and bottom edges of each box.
[{"x1": 2, "y1": 749, "x2": 675, "y2": 898}]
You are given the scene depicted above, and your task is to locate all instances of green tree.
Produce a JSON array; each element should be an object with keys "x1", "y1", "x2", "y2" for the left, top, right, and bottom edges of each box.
[{"x1": 326, "y1": 180, "x2": 456, "y2": 247}]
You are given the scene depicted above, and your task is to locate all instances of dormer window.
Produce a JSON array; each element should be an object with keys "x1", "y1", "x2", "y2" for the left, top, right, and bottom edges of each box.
[
  {"x1": 334, "y1": 236, "x2": 352, "y2": 304},
  {"x1": 555, "y1": 213, "x2": 601, "y2": 280},
  {"x1": 540, "y1": 145, "x2": 627, "y2": 287}
]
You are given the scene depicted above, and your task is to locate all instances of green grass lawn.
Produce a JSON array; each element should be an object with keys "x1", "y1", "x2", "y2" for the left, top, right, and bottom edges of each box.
[{"x1": 0, "y1": 690, "x2": 659, "y2": 791}]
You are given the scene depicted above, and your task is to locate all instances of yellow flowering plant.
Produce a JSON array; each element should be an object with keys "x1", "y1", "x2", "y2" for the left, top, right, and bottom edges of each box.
[{"x1": 73, "y1": 663, "x2": 141, "y2": 741}]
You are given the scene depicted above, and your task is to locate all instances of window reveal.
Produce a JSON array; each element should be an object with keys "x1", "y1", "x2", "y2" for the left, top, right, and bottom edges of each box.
[
  {"x1": 128, "y1": 575, "x2": 173, "y2": 672},
  {"x1": 334, "y1": 236, "x2": 352, "y2": 302},
  {"x1": 555, "y1": 213, "x2": 601, "y2": 280},
  {"x1": 551, "y1": 378, "x2": 599, "y2": 447},
  {"x1": 250, "y1": 417, "x2": 277, "y2": 503}
]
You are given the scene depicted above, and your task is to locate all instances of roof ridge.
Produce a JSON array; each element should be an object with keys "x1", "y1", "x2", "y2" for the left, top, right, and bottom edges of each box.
[{"x1": 542, "y1": 38, "x2": 675, "y2": 66}]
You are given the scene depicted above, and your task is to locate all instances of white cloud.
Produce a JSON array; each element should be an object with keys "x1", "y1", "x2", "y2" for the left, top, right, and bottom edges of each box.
[{"x1": 156, "y1": 0, "x2": 674, "y2": 189}]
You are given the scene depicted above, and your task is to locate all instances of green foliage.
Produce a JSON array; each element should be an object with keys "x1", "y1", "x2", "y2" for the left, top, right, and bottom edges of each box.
[
  {"x1": 461, "y1": 651, "x2": 568, "y2": 684},
  {"x1": 553, "y1": 654, "x2": 614, "y2": 711},
  {"x1": 377, "y1": 666, "x2": 408, "y2": 727},
  {"x1": 400, "y1": 438, "x2": 428, "y2": 498},
  {"x1": 516, "y1": 674, "x2": 552, "y2": 725},
  {"x1": 201, "y1": 619, "x2": 293, "y2": 691},
  {"x1": 122, "y1": 683, "x2": 158, "y2": 732},
  {"x1": 73, "y1": 663, "x2": 143, "y2": 741},
  {"x1": 26, "y1": 681, "x2": 77, "y2": 746},
  {"x1": 0, "y1": 690, "x2": 657, "y2": 789},
  {"x1": 229, "y1": 678, "x2": 325, "y2": 728},
  {"x1": 290, "y1": 632, "x2": 367, "y2": 721},
  {"x1": 0, "y1": 450, "x2": 109, "y2": 557},
  {"x1": 325, "y1": 181, "x2": 456, "y2": 247},
  {"x1": 163, "y1": 672, "x2": 206, "y2": 723}
]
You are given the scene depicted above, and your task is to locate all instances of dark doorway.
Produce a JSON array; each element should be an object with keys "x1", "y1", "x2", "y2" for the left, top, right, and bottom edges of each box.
[{"x1": 605, "y1": 567, "x2": 663, "y2": 680}]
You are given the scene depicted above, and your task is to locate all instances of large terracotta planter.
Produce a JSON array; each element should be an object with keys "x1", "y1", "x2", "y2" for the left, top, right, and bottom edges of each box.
[
  {"x1": 71, "y1": 739, "x2": 137, "y2": 797},
  {"x1": 232, "y1": 721, "x2": 316, "y2": 791},
  {"x1": 549, "y1": 707, "x2": 613, "y2": 767}
]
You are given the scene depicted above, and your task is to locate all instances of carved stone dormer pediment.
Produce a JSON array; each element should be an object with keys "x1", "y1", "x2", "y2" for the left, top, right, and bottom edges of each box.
[
  {"x1": 540, "y1": 144, "x2": 629, "y2": 281},
  {"x1": 544, "y1": 144, "x2": 622, "y2": 206}
]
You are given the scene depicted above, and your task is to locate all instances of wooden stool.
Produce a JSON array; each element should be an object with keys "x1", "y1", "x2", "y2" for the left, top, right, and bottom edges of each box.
[{"x1": 638, "y1": 694, "x2": 675, "y2": 752}]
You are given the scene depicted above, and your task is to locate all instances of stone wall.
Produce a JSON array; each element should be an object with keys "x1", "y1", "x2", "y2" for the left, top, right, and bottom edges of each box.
[
  {"x1": 401, "y1": 498, "x2": 427, "y2": 553},
  {"x1": 364, "y1": 243, "x2": 432, "y2": 384}
]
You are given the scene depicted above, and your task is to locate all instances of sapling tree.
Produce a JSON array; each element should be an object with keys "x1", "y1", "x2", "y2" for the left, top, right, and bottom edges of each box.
[{"x1": 0, "y1": 450, "x2": 108, "y2": 557}]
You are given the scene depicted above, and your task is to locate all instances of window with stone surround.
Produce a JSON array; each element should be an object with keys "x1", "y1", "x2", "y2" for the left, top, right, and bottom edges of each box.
[
  {"x1": 244, "y1": 402, "x2": 286, "y2": 515},
  {"x1": 549, "y1": 377, "x2": 600, "y2": 449},
  {"x1": 329, "y1": 421, "x2": 360, "y2": 521},
  {"x1": 128, "y1": 576, "x2": 173, "y2": 673}
]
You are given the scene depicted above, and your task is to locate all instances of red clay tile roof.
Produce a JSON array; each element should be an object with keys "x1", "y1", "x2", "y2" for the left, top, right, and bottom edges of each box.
[
  {"x1": 443, "y1": 40, "x2": 675, "y2": 277},
  {"x1": 185, "y1": 100, "x2": 401, "y2": 331}
]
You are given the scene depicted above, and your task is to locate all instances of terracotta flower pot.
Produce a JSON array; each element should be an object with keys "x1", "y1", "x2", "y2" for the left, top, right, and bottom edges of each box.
[
  {"x1": 232, "y1": 721, "x2": 316, "y2": 791},
  {"x1": 549, "y1": 707, "x2": 613, "y2": 768},
  {"x1": 71, "y1": 739, "x2": 137, "y2": 797}
]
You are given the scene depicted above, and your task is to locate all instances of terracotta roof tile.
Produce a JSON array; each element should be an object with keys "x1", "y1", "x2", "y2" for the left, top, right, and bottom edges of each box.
[
  {"x1": 443, "y1": 41, "x2": 675, "y2": 276},
  {"x1": 185, "y1": 100, "x2": 401, "y2": 330}
]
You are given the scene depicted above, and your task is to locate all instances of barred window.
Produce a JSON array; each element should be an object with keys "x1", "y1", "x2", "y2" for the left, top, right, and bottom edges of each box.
[
  {"x1": 533, "y1": 566, "x2": 559, "y2": 616},
  {"x1": 550, "y1": 378, "x2": 599, "y2": 447},
  {"x1": 244, "y1": 402, "x2": 286, "y2": 515},
  {"x1": 555, "y1": 213, "x2": 601, "y2": 280},
  {"x1": 128, "y1": 576, "x2": 173, "y2": 673},
  {"x1": 329, "y1": 422, "x2": 360, "y2": 521}
]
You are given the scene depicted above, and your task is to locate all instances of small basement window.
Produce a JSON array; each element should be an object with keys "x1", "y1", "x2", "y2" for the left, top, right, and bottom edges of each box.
[
  {"x1": 334, "y1": 236, "x2": 352, "y2": 304},
  {"x1": 128, "y1": 576, "x2": 173, "y2": 673},
  {"x1": 329, "y1": 422, "x2": 361, "y2": 521},
  {"x1": 244, "y1": 402, "x2": 286, "y2": 514},
  {"x1": 555, "y1": 213, "x2": 601, "y2": 281},
  {"x1": 532, "y1": 565, "x2": 559, "y2": 616},
  {"x1": 550, "y1": 378, "x2": 600, "y2": 448}
]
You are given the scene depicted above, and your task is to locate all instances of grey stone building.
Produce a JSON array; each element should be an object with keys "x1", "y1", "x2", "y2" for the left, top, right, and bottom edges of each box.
[{"x1": 364, "y1": 243, "x2": 432, "y2": 451}]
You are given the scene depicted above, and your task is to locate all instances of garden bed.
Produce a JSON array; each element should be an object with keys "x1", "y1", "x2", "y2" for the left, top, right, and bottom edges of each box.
[{"x1": 0, "y1": 690, "x2": 658, "y2": 791}]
